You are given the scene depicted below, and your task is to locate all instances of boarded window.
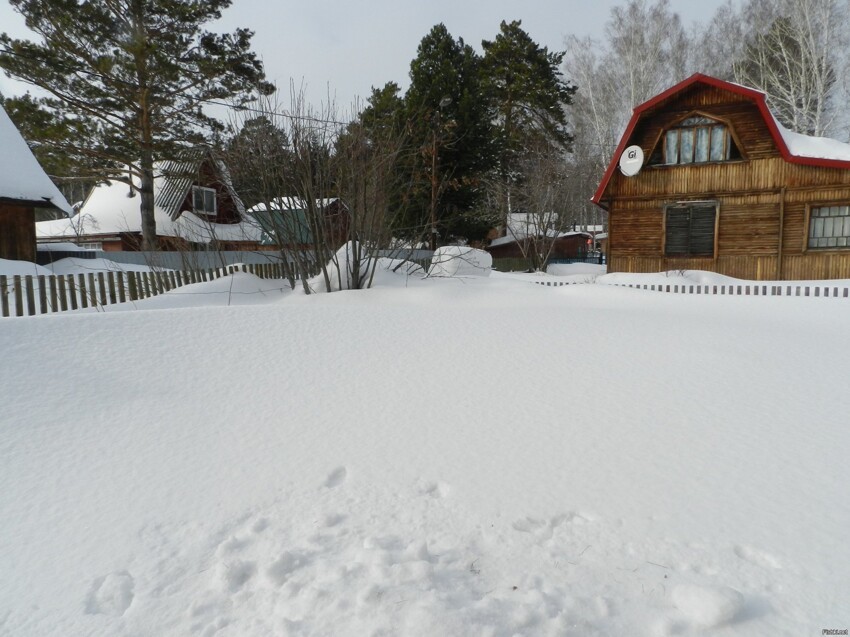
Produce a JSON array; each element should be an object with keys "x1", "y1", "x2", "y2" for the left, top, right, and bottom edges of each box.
[
  {"x1": 192, "y1": 186, "x2": 217, "y2": 216},
  {"x1": 665, "y1": 204, "x2": 717, "y2": 257},
  {"x1": 809, "y1": 205, "x2": 850, "y2": 249},
  {"x1": 661, "y1": 116, "x2": 740, "y2": 165}
]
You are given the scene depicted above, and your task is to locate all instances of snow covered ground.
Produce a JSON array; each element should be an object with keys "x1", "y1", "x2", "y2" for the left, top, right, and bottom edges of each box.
[{"x1": 1, "y1": 265, "x2": 849, "y2": 636}]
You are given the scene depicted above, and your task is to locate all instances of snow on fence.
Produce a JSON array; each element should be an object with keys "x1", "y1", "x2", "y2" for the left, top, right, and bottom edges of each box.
[{"x1": 0, "y1": 262, "x2": 287, "y2": 318}]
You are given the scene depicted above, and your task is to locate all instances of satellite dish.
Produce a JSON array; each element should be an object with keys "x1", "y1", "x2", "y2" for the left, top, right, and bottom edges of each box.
[{"x1": 619, "y1": 145, "x2": 644, "y2": 177}]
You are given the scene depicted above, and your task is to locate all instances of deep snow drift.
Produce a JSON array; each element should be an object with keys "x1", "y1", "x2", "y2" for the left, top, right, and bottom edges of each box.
[{"x1": 1, "y1": 269, "x2": 848, "y2": 636}]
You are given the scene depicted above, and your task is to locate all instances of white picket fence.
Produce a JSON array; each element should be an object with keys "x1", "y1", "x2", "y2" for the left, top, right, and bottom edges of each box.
[{"x1": 0, "y1": 262, "x2": 287, "y2": 318}]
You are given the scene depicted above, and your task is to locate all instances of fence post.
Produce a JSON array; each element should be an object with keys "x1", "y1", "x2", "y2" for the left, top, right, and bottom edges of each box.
[
  {"x1": 48, "y1": 275, "x2": 58, "y2": 312},
  {"x1": 67, "y1": 275, "x2": 78, "y2": 310},
  {"x1": 128, "y1": 272, "x2": 138, "y2": 300},
  {"x1": 118, "y1": 273, "x2": 127, "y2": 302},
  {"x1": 78, "y1": 274, "x2": 88, "y2": 309},
  {"x1": 87, "y1": 273, "x2": 97, "y2": 307},
  {"x1": 12, "y1": 275, "x2": 23, "y2": 317},
  {"x1": 0, "y1": 275, "x2": 8, "y2": 318},
  {"x1": 38, "y1": 275, "x2": 47, "y2": 314},
  {"x1": 58, "y1": 275, "x2": 68, "y2": 312},
  {"x1": 25, "y1": 276, "x2": 36, "y2": 316},
  {"x1": 107, "y1": 272, "x2": 117, "y2": 304},
  {"x1": 97, "y1": 272, "x2": 107, "y2": 304},
  {"x1": 148, "y1": 272, "x2": 158, "y2": 296}
]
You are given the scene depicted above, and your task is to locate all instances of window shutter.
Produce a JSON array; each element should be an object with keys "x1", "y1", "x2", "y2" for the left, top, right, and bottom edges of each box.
[
  {"x1": 690, "y1": 206, "x2": 716, "y2": 255},
  {"x1": 666, "y1": 209, "x2": 690, "y2": 255},
  {"x1": 665, "y1": 204, "x2": 717, "y2": 257}
]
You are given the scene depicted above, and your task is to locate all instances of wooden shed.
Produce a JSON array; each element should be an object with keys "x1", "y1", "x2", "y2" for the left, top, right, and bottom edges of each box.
[
  {"x1": 0, "y1": 104, "x2": 73, "y2": 262},
  {"x1": 592, "y1": 73, "x2": 850, "y2": 281}
]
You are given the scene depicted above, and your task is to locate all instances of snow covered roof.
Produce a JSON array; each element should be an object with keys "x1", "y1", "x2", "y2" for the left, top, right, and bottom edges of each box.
[
  {"x1": 0, "y1": 104, "x2": 73, "y2": 215},
  {"x1": 775, "y1": 120, "x2": 850, "y2": 162},
  {"x1": 593, "y1": 73, "x2": 850, "y2": 205},
  {"x1": 36, "y1": 162, "x2": 261, "y2": 244},
  {"x1": 489, "y1": 230, "x2": 590, "y2": 248},
  {"x1": 248, "y1": 197, "x2": 340, "y2": 213}
]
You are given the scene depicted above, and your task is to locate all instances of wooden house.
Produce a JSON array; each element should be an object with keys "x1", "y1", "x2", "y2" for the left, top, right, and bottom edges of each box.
[
  {"x1": 0, "y1": 104, "x2": 73, "y2": 262},
  {"x1": 247, "y1": 197, "x2": 350, "y2": 250},
  {"x1": 592, "y1": 73, "x2": 850, "y2": 280},
  {"x1": 487, "y1": 231, "x2": 591, "y2": 260},
  {"x1": 37, "y1": 149, "x2": 261, "y2": 251}
]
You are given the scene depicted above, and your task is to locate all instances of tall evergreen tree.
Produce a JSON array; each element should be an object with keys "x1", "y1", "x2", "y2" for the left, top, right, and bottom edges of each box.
[
  {"x1": 481, "y1": 20, "x2": 576, "y2": 229},
  {"x1": 402, "y1": 24, "x2": 496, "y2": 245},
  {"x1": 0, "y1": 0, "x2": 273, "y2": 249},
  {"x1": 223, "y1": 115, "x2": 292, "y2": 209}
]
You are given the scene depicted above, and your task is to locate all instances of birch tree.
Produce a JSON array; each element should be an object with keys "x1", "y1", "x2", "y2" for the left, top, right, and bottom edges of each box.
[{"x1": 730, "y1": 0, "x2": 849, "y2": 136}]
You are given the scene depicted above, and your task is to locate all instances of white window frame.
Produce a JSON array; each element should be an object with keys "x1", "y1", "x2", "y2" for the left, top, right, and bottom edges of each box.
[
  {"x1": 192, "y1": 186, "x2": 217, "y2": 216},
  {"x1": 806, "y1": 204, "x2": 850, "y2": 250}
]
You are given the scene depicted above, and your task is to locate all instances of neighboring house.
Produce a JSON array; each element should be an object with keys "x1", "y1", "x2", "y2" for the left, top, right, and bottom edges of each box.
[
  {"x1": 37, "y1": 149, "x2": 261, "y2": 251},
  {"x1": 247, "y1": 197, "x2": 350, "y2": 250},
  {"x1": 487, "y1": 232, "x2": 591, "y2": 260},
  {"x1": 593, "y1": 73, "x2": 850, "y2": 280},
  {"x1": 0, "y1": 104, "x2": 73, "y2": 262},
  {"x1": 486, "y1": 212, "x2": 592, "y2": 260}
]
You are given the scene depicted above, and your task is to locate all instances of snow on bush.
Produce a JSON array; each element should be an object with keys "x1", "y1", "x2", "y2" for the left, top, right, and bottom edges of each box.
[
  {"x1": 427, "y1": 246, "x2": 492, "y2": 277},
  {"x1": 307, "y1": 242, "x2": 425, "y2": 292}
]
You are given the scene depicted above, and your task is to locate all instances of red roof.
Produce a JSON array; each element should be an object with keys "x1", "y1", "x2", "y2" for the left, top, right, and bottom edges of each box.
[{"x1": 591, "y1": 73, "x2": 850, "y2": 206}]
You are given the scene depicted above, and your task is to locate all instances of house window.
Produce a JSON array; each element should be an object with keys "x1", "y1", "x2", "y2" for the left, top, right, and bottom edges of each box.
[
  {"x1": 808, "y1": 205, "x2": 850, "y2": 249},
  {"x1": 192, "y1": 186, "x2": 217, "y2": 216},
  {"x1": 665, "y1": 203, "x2": 717, "y2": 257},
  {"x1": 663, "y1": 117, "x2": 740, "y2": 165}
]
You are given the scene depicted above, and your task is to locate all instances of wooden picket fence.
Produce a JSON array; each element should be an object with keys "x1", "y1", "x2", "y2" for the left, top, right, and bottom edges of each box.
[
  {"x1": 605, "y1": 282, "x2": 850, "y2": 297},
  {"x1": 532, "y1": 279, "x2": 850, "y2": 298},
  {"x1": 0, "y1": 262, "x2": 287, "y2": 318}
]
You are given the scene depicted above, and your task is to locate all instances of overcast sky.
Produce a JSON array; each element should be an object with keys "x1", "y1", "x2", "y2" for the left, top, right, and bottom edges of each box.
[{"x1": 0, "y1": 0, "x2": 729, "y2": 114}]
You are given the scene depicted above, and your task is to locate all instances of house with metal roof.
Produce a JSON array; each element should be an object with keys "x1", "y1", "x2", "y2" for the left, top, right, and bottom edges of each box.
[
  {"x1": 247, "y1": 197, "x2": 350, "y2": 249},
  {"x1": 37, "y1": 149, "x2": 262, "y2": 251},
  {"x1": 0, "y1": 104, "x2": 73, "y2": 262},
  {"x1": 593, "y1": 73, "x2": 850, "y2": 280}
]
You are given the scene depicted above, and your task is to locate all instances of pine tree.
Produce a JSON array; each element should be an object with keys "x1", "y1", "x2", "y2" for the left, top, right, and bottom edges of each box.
[
  {"x1": 401, "y1": 24, "x2": 496, "y2": 245},
  {"x1": 224, "y1": 115, "x2": 292, "y2": 209},
  {"x1": 480, "y1": 20, "x2": 575, "y2": 229},
  {"x1": 0, "y1": 0, "x2": 273, "y2": 249}
]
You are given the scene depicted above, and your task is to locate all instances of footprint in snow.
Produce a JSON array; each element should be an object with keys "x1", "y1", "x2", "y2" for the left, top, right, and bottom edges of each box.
[
  {"x1": 419, "y1": 480, "x2": 452, "y2": 499},
  {"x1": 733, "y1": 545, "x2": 782, "y2": 569},
  {"x1": 323, "y1": 466, "x2": 347, "y2": 488},
  {"x1": 218, "y1": 560, "x2": 256, "y2": 592},
  {"x1": 85, "y1": 571, "x2": 135, "y2": 616}
]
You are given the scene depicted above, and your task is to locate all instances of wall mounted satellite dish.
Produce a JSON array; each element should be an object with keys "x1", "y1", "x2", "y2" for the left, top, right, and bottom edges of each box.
[{"x1": 619, "y1": 145, "x2": 644, "y2": 177}]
